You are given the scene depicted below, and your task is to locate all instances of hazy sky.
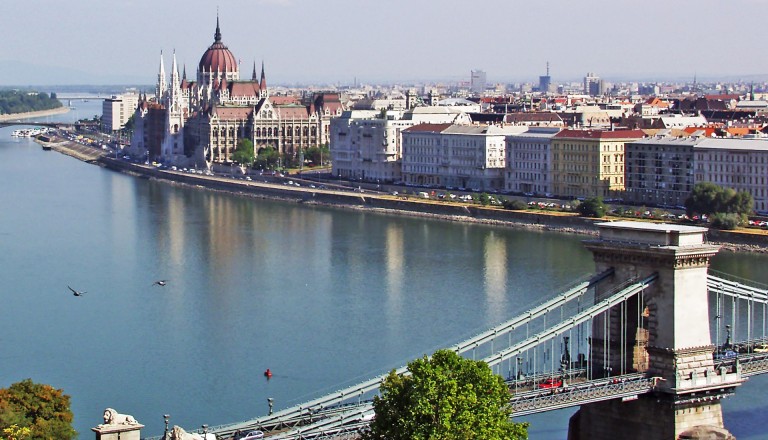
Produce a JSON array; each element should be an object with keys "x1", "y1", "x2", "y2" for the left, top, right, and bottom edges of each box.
[{"x1": 2, "y1": 0, "x2": 768, "y2": 86}]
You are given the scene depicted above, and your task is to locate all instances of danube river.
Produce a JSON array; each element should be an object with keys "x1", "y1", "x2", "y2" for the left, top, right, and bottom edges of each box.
[{"x1": 1, "y1": 101, "x2": 767, "y2": 439}]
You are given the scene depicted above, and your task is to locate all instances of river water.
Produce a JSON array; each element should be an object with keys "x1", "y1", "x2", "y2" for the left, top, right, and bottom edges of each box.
[{"x1": 0, "y1": 100, "x2": 766, "y2": 439}]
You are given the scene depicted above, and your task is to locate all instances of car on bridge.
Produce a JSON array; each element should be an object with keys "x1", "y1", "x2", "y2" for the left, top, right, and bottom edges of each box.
[
  {"x1": 714, "y1": 349, "x2": 738, "y2": 360},
  {"x1": 537, "y1": 378, "x2": 563, "y2": 389},
  {"x1": 236, "y1": 430, "x2": 264, "y2": 440}
]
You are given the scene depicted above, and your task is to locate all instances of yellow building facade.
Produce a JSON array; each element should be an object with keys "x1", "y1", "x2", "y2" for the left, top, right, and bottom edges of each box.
[{"x1": 551, "y1": 129, "x2": 644, "y2": 199}]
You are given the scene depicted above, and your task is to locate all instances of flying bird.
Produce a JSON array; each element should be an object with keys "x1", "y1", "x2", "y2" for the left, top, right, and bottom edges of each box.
[
  {"x1": 153, "y1": 280, "x2": 168, "y2": 286},
  {"x1": 67, "y1": 286, "x2": 86, "y2": 296}
]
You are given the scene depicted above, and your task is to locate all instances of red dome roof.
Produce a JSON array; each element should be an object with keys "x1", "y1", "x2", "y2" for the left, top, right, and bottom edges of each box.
[{"x1": 198, "y1": 18, "x2": 238, "y2": 74}]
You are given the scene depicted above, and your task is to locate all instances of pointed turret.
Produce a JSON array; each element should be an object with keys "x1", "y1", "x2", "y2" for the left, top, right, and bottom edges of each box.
[
  {"x1": 156, "y1": 51, "x2": 167, "y2": 101},
  {"x1": 171, "y1": 50, "x2": 180, "y2": 90},
  {"x1": 214, "y1": 13, "x2": 222, "y2": 43},
  {"x1": 259, "y1": 61, "x2": 268, "y2": 98},
  {"x1": 252, "y1": 61, "x2": 258, "y2": 81}
]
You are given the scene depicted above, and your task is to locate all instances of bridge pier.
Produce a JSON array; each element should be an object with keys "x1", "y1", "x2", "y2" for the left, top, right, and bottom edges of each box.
[{"x1": 569, "y1": 221, "x2": 741, "y2": 440}]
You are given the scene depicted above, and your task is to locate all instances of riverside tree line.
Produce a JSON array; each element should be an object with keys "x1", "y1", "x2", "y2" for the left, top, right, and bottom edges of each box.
[{"x1": 0, "y1": 90, "x2": 62, "y2": 115}]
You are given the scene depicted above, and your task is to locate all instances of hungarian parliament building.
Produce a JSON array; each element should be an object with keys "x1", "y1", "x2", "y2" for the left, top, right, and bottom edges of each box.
[{"x1": 128, "y1": 16, "x2": 344, "y2": 168}]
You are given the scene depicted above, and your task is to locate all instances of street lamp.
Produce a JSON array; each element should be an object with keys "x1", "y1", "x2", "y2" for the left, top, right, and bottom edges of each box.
[
  {"x1": 202, "y1": 424, "x2": 208, "y2": 439},
  {"x1": 163, "y1": 414, "x2": 170, "y2": 435},
  {"x1": 267, "y1": 397, "x2": 274, "y2": 416}
]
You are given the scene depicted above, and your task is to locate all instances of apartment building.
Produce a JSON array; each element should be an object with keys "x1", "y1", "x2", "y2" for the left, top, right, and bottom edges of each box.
[
  {"x1": 694, "y1": 137, "x2": 768, "y2": 213},
  {"x1": 505, "y1": 127, "x2": 561, "y2": 195},
  {"x1": 102, "y1": 93, "x2": 139, "y2": 132},
  {"x1": 551, "y1": 129, "x2": 645, "y2": 199},
  {"x1": 401, "y1": 124, "x2": 522, "y2": 191},
  {"x1": 624, "y1": 136, "x2": 698, "y2": 208},
  {"x1": 330, "y1": 106, "x2": 471, "y2": 182}
]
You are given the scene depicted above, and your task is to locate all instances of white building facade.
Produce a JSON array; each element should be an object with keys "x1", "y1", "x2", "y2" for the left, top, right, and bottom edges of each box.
[
  {"x1": 694, "y1": 138, "x2": 768, "y2": 213},
  {"x1": 102, "y1": 93, "x2": 139, "y2": 132},
  {"x1": 504, "y1": 127, "x2": 561, "y2": 195},
  {"x1": 401, "y1": 124, "x2": 518, "y2": 191},
  {"x1": 329, "y1": 106, "x2": 471, "y2": 183}
]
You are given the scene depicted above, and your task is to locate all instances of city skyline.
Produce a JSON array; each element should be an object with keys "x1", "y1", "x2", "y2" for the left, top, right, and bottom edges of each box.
[{"x1": 3, "y1": 0, "x2": 768, "y2": 86}]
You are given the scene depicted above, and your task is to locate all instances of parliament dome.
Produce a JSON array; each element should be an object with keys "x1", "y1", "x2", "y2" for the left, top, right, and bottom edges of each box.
[{"x1": 198, "y1": 18, "x2": 238, "y2": 74}]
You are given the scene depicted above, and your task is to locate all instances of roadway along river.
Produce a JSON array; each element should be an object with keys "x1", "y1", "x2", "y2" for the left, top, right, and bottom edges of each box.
[{"x1": 1, "y1": 105, "x2": 767, "y2": 439}]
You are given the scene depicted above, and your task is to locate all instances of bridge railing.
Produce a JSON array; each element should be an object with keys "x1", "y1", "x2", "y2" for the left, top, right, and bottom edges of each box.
[{"x1": 510, "y1": 373, "x2": 655, "y2": 417}]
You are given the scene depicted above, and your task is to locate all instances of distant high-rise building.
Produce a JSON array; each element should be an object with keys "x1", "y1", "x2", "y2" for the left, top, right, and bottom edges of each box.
[
  {"x1": 584, "y1": 72, "x2": 604, "y2": 96},
  {"x1": 538, "y1": 62, "x2": 552, "y2": 93},
  {"x1": 470, "y1": 69, "x2": 486, "y2": 95},
  {"x1": 102, "y1": 93, "x2": 139, "y2": 132}
]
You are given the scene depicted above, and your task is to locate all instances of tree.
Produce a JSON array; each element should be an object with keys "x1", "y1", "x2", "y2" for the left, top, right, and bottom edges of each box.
[
  {"x1": 255, "y1": 146, "x2": 279, "y2": 170},
  {"x1": 577, "y1": 197, "x2": 606, "y2": 218},
  {"x1": 2, "y1": 424, "x2": 31, "y2": 440},
  {"x1": 685, "y1": 182, "x2": 754, "y2": 217},
  {"x1": 232, "y1": 139, "x2": 255, "y2": 166},
  {"x1": 304, "y1": 145, "x2": 330, "y2": 166},
  {"x1": 0, "y1": 379, "x2": 76, "y2": 440},
  {"x1": 502, "y1": 199, "x2": 528, "y2": 210},
  {"x1": 363, "y1": 350, "x2": 528, "y2": 440},
  {"x1": 479, "y1": 192, "x2": 491, "y2": 206}
]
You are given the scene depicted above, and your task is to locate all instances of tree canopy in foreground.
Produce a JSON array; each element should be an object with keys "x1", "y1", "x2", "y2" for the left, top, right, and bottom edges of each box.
[
  {"x1": 363, "y1": 349, "x2": 528, "y2": 440},
  {"x1": 0, "y1": 379, "x2": 76, "y2": 440}
]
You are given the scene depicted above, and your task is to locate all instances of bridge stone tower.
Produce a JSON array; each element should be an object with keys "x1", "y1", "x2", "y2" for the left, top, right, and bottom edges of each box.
[{"x1": 569, "y1": 221, "x2": 741, "y2": 440}]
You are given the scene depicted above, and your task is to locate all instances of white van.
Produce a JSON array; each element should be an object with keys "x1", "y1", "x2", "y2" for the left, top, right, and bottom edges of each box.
[{"x1": 419, "y1": 192, "x2": 430, "y2": 199}]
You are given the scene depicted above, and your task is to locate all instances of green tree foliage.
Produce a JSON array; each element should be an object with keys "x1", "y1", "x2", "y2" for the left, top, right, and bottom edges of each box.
[
  {"x1": 710, "y1": 213, "x2": 743, "y2": 230},
  {"x1": 304, "y1": 145, "x2": 330, "y2": 166},
  {"x1": 685, "y1": 182, "x2": 754, "y2": 218},
  {"x1": 0, "y1": 379, "x2": 76, "y2": 440},
  {"x1": 479, "y1": 192, "x2": 491, "y2": 206},
  {"x1": 232, "y1": 139, "x2": 255, "y2": 166},
  {"x1": 1, "y1": 424, "x2": 31, "y2": 440},
  {"x1": 577, "y1": 197, "x2": 606, "y2": 218},
  {"x1": 502, "y1": 199, "x2": 528, "y2": 210},
  {"x1": 0, "y1": 90, "x2": 62, "y2": 115},
  {"x1": 364, "y1": 350, "x2": 528, "y2": 440},
  {"x1": 254, "y1": 146, "x2": 279, "y2": 169}
]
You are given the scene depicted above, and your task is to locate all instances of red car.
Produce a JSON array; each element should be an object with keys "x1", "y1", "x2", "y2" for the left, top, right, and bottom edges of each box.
[{"x1": 538, "y1": 378, "x2": 563, "y2": 389}]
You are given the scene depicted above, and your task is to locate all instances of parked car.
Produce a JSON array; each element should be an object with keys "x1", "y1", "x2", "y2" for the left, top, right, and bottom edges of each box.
[{"x1": 238, "y1": 430, "x2": 264, "y2": 440}]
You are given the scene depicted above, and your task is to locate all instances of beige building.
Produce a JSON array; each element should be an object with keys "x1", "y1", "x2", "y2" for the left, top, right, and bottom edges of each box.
[
  {"x1": 102, "y1": 93, "x2": 139, "y2": 132},
  {"x1": 551, "y1": 129, "x2": 645, "y2": 199}
]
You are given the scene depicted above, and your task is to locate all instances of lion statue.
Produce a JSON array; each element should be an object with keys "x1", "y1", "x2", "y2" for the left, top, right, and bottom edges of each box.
[
  {"x1": 169, "y1": 425, "x2": 216, "y2": 440},
  {"x1": 102, "y1": 408, "x2": 139, "y2": 425}
]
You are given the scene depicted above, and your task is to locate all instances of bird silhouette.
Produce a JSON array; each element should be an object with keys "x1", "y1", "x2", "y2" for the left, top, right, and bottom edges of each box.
[
  {"x1": 67, "y1": 286, "x2": 86, "y2": 296},
  {"x1": 152, "y1": 280, "x2": 168, "y2": 287}
]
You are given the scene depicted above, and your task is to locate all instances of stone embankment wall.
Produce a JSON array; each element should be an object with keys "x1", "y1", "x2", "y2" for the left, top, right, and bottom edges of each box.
[
  {"x1": 98, "y1": 156, "x2": 768, "y2": 252},
  {"x1": 99, "y1": 157, "x2": 600, "y2": 235}
]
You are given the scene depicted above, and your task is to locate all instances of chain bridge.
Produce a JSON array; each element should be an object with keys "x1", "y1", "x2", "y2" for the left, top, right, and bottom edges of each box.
[{"x1": 131, "y1": 221, "x2": 768, "y2": 440}]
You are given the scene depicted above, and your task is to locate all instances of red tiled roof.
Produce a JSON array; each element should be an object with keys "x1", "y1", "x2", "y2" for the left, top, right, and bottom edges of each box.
[
  {"x1": 704, "y1": 94, "x2": 740, "y2": 101},
  {"x1": 682, "y1": 127, "x2": 716, "y2": 137},
  {"x1": 277, "y1": 105, "x2": 310, "y2": 119},
  {"x1": 504, "y1": 112, "x2": 562, "y2": 123},
  {"x1": 271, "y1": 96, "x2": 301, "y2": 105},
  {"x1": 214, "y1": 106, "x2": 252, "y2": 120},
  {"x1": 403, "y1": 123, "x2": 452, "y2": 133},
  {"x1": 229, "y1": 82, "x2": 259, "y2": 97},
  {"x1": 554, "y1": 129, "x2": 645, "y2": 140}
]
